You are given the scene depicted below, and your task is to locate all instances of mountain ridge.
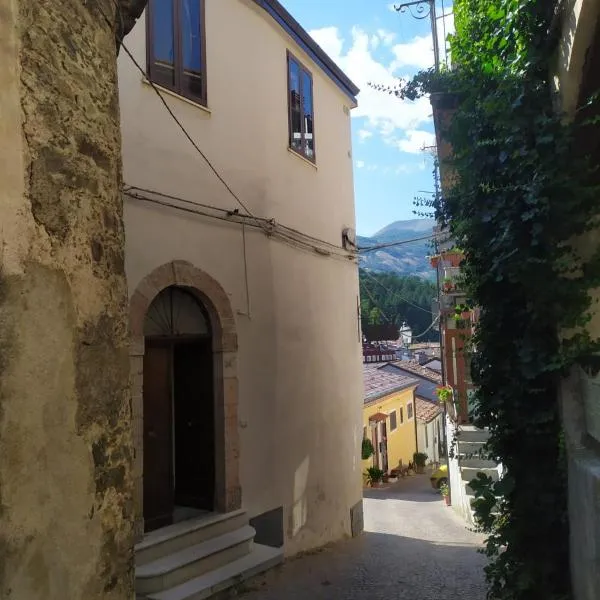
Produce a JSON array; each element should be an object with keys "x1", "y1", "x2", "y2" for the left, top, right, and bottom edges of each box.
[{"x1": 358, "y1": 218, "x2": 435, "y2": 279}]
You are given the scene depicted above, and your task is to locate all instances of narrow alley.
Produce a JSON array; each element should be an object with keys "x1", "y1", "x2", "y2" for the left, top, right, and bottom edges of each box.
[{"x1": 240, "y1": 474, "x2": 487, "y2": 599}]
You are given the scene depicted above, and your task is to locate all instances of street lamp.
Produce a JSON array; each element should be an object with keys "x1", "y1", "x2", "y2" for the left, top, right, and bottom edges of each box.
[{"x1": 393, "y1": 0, "x2": 440, "y2": 72}]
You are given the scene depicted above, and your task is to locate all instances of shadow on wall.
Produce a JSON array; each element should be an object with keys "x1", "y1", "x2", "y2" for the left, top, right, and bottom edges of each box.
[{"x1": 239, "y1": 531, "x2": 487, "y2": 599}]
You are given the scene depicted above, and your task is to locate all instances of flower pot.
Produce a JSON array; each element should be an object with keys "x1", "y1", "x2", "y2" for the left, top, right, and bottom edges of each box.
[
  {"x1": 416, "y1": 466, "x2": 425, "y2": 474},
  {"x1": 444, "y1": 496, "x2": 450, "y2": 506}
]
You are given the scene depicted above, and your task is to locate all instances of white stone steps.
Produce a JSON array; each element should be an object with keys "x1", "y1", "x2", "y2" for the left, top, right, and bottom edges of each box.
[
  {"x1": 459, "y1": 457, "x2": 497, "y2": 469},
  {"x1": 456, "y1": 440, "x2": 488, "y2": 455},
  {"x1": 136, "y1": 525, "x2": 255, "y2": 596},
  {"x1": 136, "y1": 510, "x2": 248, "y2": 567},
  {"x1": 147, "y1": 544, "x2": 284, "y2": 600},
  {"x1": 456, "y1": 425, "x2": 489, "y2": 444},
  {"x1": 460, "y1": 466, "x2": 499, "y2": 482}
]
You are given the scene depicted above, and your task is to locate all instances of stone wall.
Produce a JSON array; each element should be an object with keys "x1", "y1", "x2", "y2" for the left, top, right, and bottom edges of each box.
[{"x1": 0, "y1": 1, "x2": 132, "y2": 598}]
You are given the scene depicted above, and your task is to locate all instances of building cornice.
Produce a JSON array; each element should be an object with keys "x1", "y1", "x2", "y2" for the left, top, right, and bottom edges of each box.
[{"x1": 252, "y1": 0, "x2": 360, "y2": 104}]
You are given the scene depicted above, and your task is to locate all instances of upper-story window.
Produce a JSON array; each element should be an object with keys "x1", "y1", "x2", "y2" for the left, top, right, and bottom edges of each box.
[
  {"x1": 287, "y1": 52, "x2": 315, "y2": 161},
  {"x1": 147, "y1": 0, "x2": 206, "y2": 105}
]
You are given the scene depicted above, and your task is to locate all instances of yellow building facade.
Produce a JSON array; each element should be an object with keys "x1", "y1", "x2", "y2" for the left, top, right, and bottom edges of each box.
[{"x1": 363, "y1": 366, "x2": 419, "y2": 474}]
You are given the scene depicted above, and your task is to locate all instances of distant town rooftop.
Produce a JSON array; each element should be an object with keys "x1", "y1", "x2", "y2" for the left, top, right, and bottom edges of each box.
[
  {"x1": 416, "y1": 397, "x2": 442, "y2": 423},
  {"x1": 363, "y1": 364, "x2": 418, "y2": 404}
]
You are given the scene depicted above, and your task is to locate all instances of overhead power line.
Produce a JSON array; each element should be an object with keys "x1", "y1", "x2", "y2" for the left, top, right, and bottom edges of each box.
[
  {"x1": 411, "y1": 314, "x2": 441, "y2": 338},
  {"x1": 123, "y1": 187, "x2": 356, "y2": 262},
  {"x1": 359, "y1": 232, "x2": 441, "y2": 253},
  {"x1": 361, "y1": 269, "x2": 434, "y2": 315}
]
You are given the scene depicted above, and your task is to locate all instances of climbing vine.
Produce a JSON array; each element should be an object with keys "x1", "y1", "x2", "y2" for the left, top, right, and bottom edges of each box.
[{"x1": 385, "y1": 1, "x2": 600, "y2": 599}]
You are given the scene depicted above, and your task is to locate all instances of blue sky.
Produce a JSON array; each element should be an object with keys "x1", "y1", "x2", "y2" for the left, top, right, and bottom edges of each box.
[{"x1": 280, "y1": 0, "x2": 454, "y2": 236}]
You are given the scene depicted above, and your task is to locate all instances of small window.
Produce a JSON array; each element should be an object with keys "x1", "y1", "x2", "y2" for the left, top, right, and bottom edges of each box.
[
  {"x1": 287, "y1": 52, "x2": 315, "y2": 161},
  {"x1": 400, "y1": 406, "x2": 404, "y2": 424},
  {"x1": 389, "y1": 411, "x2": 397, "y2": 431},
  {"x1": 407, "y1": 402, "x2": 414, "y2": 420},
  {"x1": 147, "y1": 0, "x2": 206, "y2": 105},
  {"x1": 425, "y1": 425, "x2": 429, "y2": 447}
]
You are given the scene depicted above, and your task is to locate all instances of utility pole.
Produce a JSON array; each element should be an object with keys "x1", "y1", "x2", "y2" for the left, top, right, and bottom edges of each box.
[{"x1": 393, "y1": 0, "x2": 440, "y2": 72}]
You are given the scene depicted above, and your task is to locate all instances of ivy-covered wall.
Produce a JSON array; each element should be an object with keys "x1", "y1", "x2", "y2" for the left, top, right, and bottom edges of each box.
[{"x1": 393, "y1": 0, "x2": 600, "y2": 598}]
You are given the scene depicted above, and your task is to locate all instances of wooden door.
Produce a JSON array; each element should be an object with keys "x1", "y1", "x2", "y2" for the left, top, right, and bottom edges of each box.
[
  {"x1": 381, "y1": 422, "x2": 389, "y2": 473},
  {"x1": 143, "y1": 342, "x2": 173, "y2": 532},
  {"x1": 173, "y1": 339, "x2": 214, "y2": 511}
]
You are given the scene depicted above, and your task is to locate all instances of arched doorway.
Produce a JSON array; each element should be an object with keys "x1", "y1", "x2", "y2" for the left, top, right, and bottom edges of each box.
[
  {"x1": 142, "y1": 286, "x2": 215, "y2": 532},
  {"x1": 129, "y1": 260, "x2": 241, "y2": 541}
]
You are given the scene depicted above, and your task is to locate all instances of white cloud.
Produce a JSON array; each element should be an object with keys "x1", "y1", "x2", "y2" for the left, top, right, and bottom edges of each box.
[
  {"x1": 310, "y1": 25, "x2": 344, "y2": 59},
  {"x1": 395, "y1": 161, "x2": 427, "y2": 175},
  {"x1": 309, "y1": 26, "x2": 432, "y2": 143},
  {"x1": 376, "y1": 29, "x2": 396, "y2": 47},
  {"x1": 390, "y1": 35, "x2": 435, "y2": 70},
  {"x1": 390, "y1": 129, "x2": 436, "y2": 154},
  {"x1": 355, "y1": 160, "x2": 365, "y2": 168},
  {"x1": 358, "y1": 129, "x2": 373, "y2": 141}
]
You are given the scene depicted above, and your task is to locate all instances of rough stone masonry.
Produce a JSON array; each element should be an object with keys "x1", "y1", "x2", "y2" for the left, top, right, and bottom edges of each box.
[{"x1": 0, "y1": 1, "x2": 143, "y2": 598}]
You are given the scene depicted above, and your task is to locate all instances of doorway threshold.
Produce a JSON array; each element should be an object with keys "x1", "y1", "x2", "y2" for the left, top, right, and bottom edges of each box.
[{"x1": 173, "y1": 506, "x2": 208, "y2": 524}]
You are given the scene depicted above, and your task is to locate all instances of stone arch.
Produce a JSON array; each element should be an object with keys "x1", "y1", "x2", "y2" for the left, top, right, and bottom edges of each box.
[{"x1": 129, "y1": 261, "x2": 240, "y2": 539}]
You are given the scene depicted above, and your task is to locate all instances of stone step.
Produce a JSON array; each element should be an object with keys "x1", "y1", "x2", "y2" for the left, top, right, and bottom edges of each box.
[
  {"x1": 136, "y1": 511, "x2": 248, "y2": 567},
  {"x1": 459, "y1": 457, "x2": 497, "y2": 469},
  {"x1": 147, "y1": 544, "x2": 284, "y2": 600},
  {"x1": 456, "y1": 440, "x2": 488, "y2": 456},
  {"x1": 456, "y1": 425, "x2": 489, "y2": 444},
  {"x1": 460, "y1": 466, "x2": 499, "y2": 483},
  {"x1": 136, "y1": 526, "x2": 255, "y2": 596}
]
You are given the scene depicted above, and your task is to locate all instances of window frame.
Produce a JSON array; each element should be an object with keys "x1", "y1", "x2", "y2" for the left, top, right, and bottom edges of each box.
[
  {"x1": 286, "y1": 51, "x2": 316, "y2": 162},
  {"x1": 389, "y1": 410, "x2": 397, "y2": 432},
  {"x1": 146, "y1": 0, "x2": 208, "y2": 106},
  {"x1": 407, "y1": 401, "x2": 414, "y2": 420},
  {"x1": 400, "y1": 406, "x2": 404, "y2": 424}
]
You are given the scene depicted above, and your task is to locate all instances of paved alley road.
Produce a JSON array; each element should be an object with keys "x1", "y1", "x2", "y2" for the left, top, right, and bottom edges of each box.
[{"x1": 241, "y1": 474, "x2": 487, "y2": 600}]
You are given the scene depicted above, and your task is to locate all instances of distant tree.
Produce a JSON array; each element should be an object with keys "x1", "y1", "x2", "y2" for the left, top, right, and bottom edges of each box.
[{"x1": 359, "y1": 270, "x2": 438, "y2": 343}]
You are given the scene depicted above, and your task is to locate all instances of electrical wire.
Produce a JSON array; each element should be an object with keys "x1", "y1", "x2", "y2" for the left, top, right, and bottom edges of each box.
[
  {"x1": 361, "y1": 268, "x2": 434, "y2": 315},
  {"x1": 108, "y1": 13, "x2": 260, "y2": 224},
  {"x1": 358, "y1": 232, "x2": 441, "y2": 253},
  {"x1": 124, "y1": 185, "x2": 353, "y2": 258},
  {"x1": 99, "y1": 3, "x2": 425, "y2": 265},
  {"x1": 123, "y1": 188, "x2": 357, "y2": 262},
  {"x1": 241, "y1": 223, "x2": 251, "y2": 318},
  {"x1": 360, "y1": 281, "x2": 393, "y2": 325},
  {"x1": 411, "y1": 313, "x2": 441, "y2": 338}
]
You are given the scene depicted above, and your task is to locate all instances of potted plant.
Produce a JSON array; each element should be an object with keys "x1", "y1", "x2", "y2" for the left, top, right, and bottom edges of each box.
[
  {"x1": 435, "y1": 385, "x2": 453, "y2": 403},
  {"x1": 365, "y1": 466, "x2": 385, "y2": 488},
  {"x1": 413, "y1": 452, "x2": 428, "y2": 474},
  {"x1": 361, "y1": 438, "x2": 374, "y2": 461},
  {"x1": 440, "y1": 482, "x2": 450, "y2": 505},
  {"x1": 442, "y1": 277, "x2": 454, "y2": 293}
]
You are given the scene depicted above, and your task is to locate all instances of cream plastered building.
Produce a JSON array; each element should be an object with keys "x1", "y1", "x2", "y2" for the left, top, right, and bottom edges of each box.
[
  {"x1": 117, "y1": 0, "x2": 363, "y2": 596},
  {"x1": 554, "y1": 2, "x2": 600, "y2": 598}
]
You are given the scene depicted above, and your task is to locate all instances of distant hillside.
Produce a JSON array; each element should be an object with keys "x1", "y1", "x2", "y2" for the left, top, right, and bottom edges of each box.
[
  {"x1": 358, "y1": 219, "x2": 436, "y2": 280},
  {"x1": 359, "y1": 269, "x2": 439, "y2": 343}
]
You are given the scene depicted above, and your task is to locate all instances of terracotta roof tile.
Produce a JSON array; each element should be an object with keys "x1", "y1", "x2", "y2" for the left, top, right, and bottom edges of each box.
[
  {"x1": 416, "y1": 397, "x2": 443, "y2": 423},
  {"x1": 363, "y1": 365, "x2": 418, "y2": 404},
  {"x1": 388, "y1": 360, "x2": 443, "y2": 384}
]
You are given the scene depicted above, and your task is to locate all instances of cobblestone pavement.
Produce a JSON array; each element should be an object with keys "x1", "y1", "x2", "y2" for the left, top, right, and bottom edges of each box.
[{"x1": 240, "y1": 474, "x2": 487, "y2": 600}]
